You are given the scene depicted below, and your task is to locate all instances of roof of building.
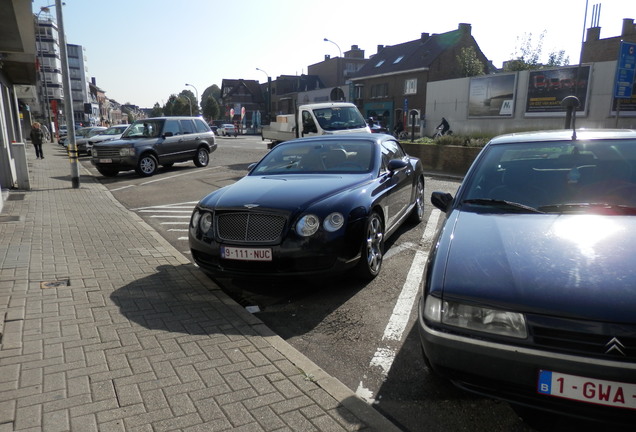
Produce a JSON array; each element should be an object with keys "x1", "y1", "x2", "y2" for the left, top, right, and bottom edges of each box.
[{"x1": 351, "y1": 24, "x2": 471, "y2": 79}]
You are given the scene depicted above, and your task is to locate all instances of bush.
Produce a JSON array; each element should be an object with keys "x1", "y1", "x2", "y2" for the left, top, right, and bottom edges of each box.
[{"x1": 399, "y1": 133, "x2": 492, "y2": 148}]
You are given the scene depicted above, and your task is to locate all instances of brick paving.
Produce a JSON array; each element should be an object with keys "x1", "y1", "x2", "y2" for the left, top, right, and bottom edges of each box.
[{"x1": 0, "y1": 143, "x2": 400, "y2": 432}]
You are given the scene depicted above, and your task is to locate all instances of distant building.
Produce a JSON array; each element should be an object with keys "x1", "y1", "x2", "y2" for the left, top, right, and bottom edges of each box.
[
  {"x1": 35, "y1": 9, "x2": 64, "y2": 131},
  {"x1": 581, "y1": 18, "x2": 636, "y2": 63},
  {"x1": 349, "y1": 23, "x2": 490, "y2": 132},
  {"x1": 67, "y1": 44, "x2": 97, "y2": 126}
]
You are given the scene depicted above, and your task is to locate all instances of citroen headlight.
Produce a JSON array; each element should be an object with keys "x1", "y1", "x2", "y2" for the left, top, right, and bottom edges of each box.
[
  {"x1": 296, "y1": 214, "x2": 320, "y2": 237},
  {"x1": 424, "y1": 296, "x2": 527, "y2": 339},
  {"x1": 323, "y1": 212, "x2": 344, "y2": 232}
]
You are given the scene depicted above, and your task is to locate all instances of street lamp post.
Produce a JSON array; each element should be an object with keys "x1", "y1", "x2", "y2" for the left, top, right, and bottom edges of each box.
[
  {"x1": 256, "y1": 68, "x2": 272, "y2": 124},
  {"x1": 36, "y1": 4, "x2": 56, "y2": 141},
  {"x1": 185, "y1": 83, "x2": 198, "y2": 114},
  {"x1": 323, "y1": 37, "x2": 342, "y2": 57},
  {"x1": 182, "y1": 95, "x2": 192, "y2": 116}
]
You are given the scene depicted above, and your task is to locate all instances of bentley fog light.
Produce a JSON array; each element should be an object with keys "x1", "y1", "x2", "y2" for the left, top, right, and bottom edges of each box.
[
  {"x1": 296, "y1": 214, "x2": 320, "y2": 237},
  {"x1": 424, "y1": 295, "x2": 527, "y2": 339},
  {"x1": 323, "y1": 212, "x2": 344, "y2": 232}
]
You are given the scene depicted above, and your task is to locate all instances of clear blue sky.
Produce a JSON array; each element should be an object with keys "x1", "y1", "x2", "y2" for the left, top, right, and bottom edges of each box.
[{"x1": 32, "y1": 0, "x2": 632, "y2": 108}]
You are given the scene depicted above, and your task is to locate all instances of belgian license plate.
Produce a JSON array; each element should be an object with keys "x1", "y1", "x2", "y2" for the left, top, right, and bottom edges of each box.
[
  {"x1": 538, "y1": 370, "x2": 636, "y2": 410},
  {"x1": 98, "y1": 158, "x2": 112, "y2": 163},
  {"x1": 221, "y1": 246, "x2": 272, "y2": 261}
]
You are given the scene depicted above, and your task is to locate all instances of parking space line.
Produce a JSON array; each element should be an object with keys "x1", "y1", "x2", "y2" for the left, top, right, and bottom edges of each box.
[{"x1": 356, "y1": 209, "x2": 441, "y2": 403}]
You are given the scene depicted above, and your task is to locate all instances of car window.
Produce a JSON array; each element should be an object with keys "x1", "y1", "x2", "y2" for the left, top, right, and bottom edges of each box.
[
  {"x1": 194, "y1": 119, "x2": 210, "y2": 133},
  {"x1": 179, "y1": 119, "x2": 196, "y2": 135},
  {"x1": 380, "y1": 140, "x2": 406, "y2": 170},
  {"x1": 163, "y1": 120, "x2": 181, "y2": 136},
  {"x1": 461, "y1": 139, "x2": 636, "y2": 212},
  {"x1": 251, "y1": 140, "x2": 374, "y2": 174}
]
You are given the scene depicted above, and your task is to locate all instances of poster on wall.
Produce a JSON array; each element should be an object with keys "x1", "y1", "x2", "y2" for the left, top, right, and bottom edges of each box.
[
  {"x1": 468, "y1": 74, "x2": 517, "y2": 118},
  {"x1": 525, "y1": 65, "x2": 591, "y2": 116}
]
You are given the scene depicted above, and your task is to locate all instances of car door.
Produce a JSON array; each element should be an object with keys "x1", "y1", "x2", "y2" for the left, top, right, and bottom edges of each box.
[
  {"x1": 159, "y1": 119, "x2": 183, "y2": 163},
  {"x1": 178, "y1": 119, "x2": 198, "y2": 160},
  {"x1": 380, "y1": 139, "x2": 413, "y2": 229}
]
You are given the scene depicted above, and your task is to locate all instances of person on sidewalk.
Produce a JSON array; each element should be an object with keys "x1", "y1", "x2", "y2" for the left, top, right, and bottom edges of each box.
[{"x1": 29, "y1": 122, "x2": 45, "y2": 159}]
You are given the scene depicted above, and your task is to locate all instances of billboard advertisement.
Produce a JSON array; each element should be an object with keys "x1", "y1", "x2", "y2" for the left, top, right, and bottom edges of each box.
[
  {"x1": 525, "y1": 65, "x2": 591, "y2": 116},
  {"x1": 468, "y1": 74, "x2": 517, "y2": 118}
]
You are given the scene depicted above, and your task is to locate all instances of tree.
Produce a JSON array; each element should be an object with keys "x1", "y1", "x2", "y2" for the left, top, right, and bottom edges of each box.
[
  {"x1": 202, "y1": 95, "x2": 220, "y2": 121},
  {"x1": 162, "y1": 90, "x2": 199, "y2": 116},
  {"x1": 457, "y1": 46, "x2": 485, "y2": 77},
  {"x1": 150, "y1": 103, "x2": 163, "y2": 117},
  {"x1": 504, "y1": 31, "x2": 570, "y2": 72}
]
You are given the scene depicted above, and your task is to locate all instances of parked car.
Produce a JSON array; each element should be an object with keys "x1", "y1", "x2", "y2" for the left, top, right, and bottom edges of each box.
[
  {"x1": 86, "y1": 124, "x2": 130, "y2": 155},
  {"x1": 418, "y1": 129, "x2": 636, "y2": 427},
  {"x1": 91, "y1": 117, "x2": 216, "y2": 177},
  {"x1": 217, "y1": 123, "x2": 237, "y2": 137},
  {"x1": 60, "y1": 126, "x2": 105, "y2": 149},
  {"x1": 75, "y1": 127, "x2": 107, "y2": 155},
  {"x1": 189, "y1": 133, "x2": 425, "y2": 280}
]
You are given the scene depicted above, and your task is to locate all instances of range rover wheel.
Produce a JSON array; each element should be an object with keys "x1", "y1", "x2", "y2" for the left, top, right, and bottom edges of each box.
[
  {"x1": 136, "y1": 154, "x2": 158, "y2": 176},
  {"x1": 194, "y1": 147, "x2": 209, "y2": 167},
  {"x1": 96, "y1": 166, "x2": 119, "y2": 177},
  {"x1": 355, "y1": 211, "x2": 384, "y2": 280}
]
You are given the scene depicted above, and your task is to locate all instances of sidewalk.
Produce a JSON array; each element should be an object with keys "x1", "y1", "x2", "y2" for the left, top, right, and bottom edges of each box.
[{"x1": 0, "y1": 143, "x2": 401, "y2": 432}]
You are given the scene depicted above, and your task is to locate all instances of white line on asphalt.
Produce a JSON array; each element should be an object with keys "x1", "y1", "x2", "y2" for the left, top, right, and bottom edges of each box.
[
  {"x1": 356, "y1": 209, "x2": 441, "y2": 403},
  {"x1": 139, "y1": 210, "x2": 192, "y2": 213},
  {"x1": 167, "y1": 229, "x2": 189, "y2": 232},
  {"x1": 151, "y1": 215, "x2": 191, "y2": 218},
  {"x1": 132, "y1": 201, "x2": 198, "y2": 211},
  {"x1": 110, "y1": 185, "x2": 134, "y2": 192},
  {"x1": 160, "y1": 222, "x2": 190, "y2": 225}
]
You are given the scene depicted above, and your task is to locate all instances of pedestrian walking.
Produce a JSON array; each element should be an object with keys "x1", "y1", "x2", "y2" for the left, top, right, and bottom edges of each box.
[{"x1": 30, "y1": 122, "x2": 45, "y2": 159}]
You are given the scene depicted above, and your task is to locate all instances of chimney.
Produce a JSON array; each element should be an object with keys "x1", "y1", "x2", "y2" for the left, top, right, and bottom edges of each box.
[
  {"x1": 377, "y1": 44, "x2": 384, "y2": 53},
  {"x1": 421, "y1": 32, "x2": 430, "y2": 42},
  {"x1": 622, "y1": 18, "x2": 635, "y2": 36},
  {"x1": 345, "y1": 45, "x2": 365, "y2": 59},
  {"x1": 91, "y1": 77, "x2": 96, "y2": 85},
  {"x1": 325, "y1": 54, "x2": 331, "y2": 60},
  {"x1": 458, "y1": 23, "x2": 471, "y2": 34},
  {"x1": 586, "y1": 26, "x2": 601, "y2": 41}
]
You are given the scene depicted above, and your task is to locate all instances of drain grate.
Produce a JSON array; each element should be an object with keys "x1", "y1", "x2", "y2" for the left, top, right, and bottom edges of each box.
[
  {"x1": 0, "y1": 216, "x2": 20, "y2": 223},
  {"x1": 41, "y1": 280, "x2": 70, "y2": 289}
]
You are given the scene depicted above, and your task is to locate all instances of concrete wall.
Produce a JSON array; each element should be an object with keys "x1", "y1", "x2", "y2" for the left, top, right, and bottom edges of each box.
[
  {"x1": 425, "y1": 61, "x2": 636, "y2": 137},
  {"x1": 403, "y1": 143, "x2": 481, "y2": 177}
]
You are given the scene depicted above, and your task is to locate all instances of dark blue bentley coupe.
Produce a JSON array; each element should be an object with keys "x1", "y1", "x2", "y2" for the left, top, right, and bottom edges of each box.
[
  {"x1": 418, "y1": 129, "x2": 636, "y2": 427},
  {"x1": 189, "y1": 133, "x2": 425, "y2": 280}
]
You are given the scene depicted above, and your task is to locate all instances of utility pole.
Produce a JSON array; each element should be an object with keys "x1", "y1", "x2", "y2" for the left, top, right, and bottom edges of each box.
[{"x1": 55, "y1": 0, "x2": 80, "y2": 188}]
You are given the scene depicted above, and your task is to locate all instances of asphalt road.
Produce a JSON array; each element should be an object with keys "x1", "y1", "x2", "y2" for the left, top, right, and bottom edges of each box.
[{"x1": 78, "y1": 135, "x2": 543, "y2": 432}]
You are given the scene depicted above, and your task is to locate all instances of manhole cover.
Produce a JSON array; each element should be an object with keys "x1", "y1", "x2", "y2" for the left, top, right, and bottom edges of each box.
[
  {"x1": 7, "y1": 194, "x2": 25, "y2": 201},
  {"x1": 41, "y1": 280, "x2": 70, "y2": 289}
]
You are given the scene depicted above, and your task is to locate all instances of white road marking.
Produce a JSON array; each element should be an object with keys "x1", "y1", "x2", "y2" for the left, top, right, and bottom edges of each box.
[{"x1": 356, "y1": 209, "x2": 441, "y2": 403}]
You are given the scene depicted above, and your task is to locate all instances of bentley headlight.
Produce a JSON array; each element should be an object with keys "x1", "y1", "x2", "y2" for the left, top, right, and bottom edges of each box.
[
  {"x1": 199, "y1": 212, "x2": 212, "y2": 234},
  {"x1": 424, "y1": 296, "x2": 527, "y2": 339},
  {"x1": 191, "y1": 210, "x2": 201, "y2": 229},
  {"x1": 323, "y1": 212, "x2": 344, "y2": 232},
  {"x1": 296, "y1": 214, "x2": 320, "y2": 237}
]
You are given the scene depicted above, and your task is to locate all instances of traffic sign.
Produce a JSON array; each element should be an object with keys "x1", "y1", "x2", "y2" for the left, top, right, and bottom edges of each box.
[{"x1": 613, "y1": 41, "x2": 636, "y2": 99}]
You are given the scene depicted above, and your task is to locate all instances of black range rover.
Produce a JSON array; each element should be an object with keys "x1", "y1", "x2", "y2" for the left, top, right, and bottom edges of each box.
[{"x1": 91, "y1": 117, "x2": 217, "y2": 177}]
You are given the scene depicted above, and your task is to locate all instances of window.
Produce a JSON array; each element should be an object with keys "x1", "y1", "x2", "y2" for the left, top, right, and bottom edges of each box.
[
  {"x1": 371, "y1": 83, "x2": 388, "y2": 99},
  {"x1": 163, "y1": 120, "x2": 180, "y2": 136},
  {"x1": 393, "y1": 55, "x2": 405, "y2": 64},
  {"x1": 354, "y1": 85, "x2": 364, "y2": 100},
  {"x1": 179, "y1": 120, "x2": 196, "y2": 134},
  {"x1": 404, "y1": 78, "x2": 417, "y2": 95},
  {"x1": 380, "y1": 140, "x2": 406, "y2": 171},
  {"x1": 194, "y1": 119, "x2": 210, "y2": 133},
  {"x1": 375, "y1": 60, "x2": 385, "y2": 67}
]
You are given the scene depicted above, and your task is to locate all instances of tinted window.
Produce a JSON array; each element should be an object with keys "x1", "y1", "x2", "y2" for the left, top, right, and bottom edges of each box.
[
  {"x1": 194, "y1": 119, "x2": 210, "y2": 133},
  {"x1": 163, "y1": 120, "x2": 181, "y2": 136},
  {"x1": 380, "y1": 140, "x2": 406, "y2": 168},
  {"x1": 179, "y1": 120, "x2": 196, "y2": 134}
]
